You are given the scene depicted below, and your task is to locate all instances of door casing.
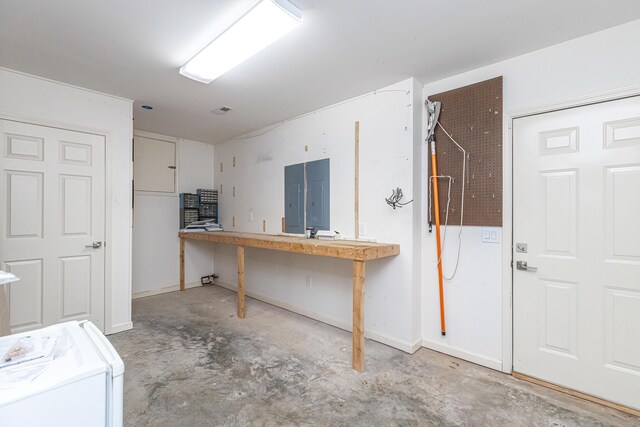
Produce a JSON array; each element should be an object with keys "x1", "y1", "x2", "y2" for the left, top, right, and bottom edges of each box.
[
  {"x1": 0, "y1": 111, "x2": 117, "y2": 334},
  {"x1": 503, "y1": 84, "x2": 640, "y2": 374}
]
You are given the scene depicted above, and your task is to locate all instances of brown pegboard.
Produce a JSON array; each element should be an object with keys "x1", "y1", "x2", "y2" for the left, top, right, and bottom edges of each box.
[{"x1": 428, "y1": 76, "x2": 503, "y2": 226}]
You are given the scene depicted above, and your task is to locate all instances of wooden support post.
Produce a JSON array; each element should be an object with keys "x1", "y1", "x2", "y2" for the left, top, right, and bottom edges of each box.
[
  {"x1": 237, "y1": 245, "x2": 245, "y2": 319},
  {"x1": 352, "y1": 259, "x2": 365, "y2": 372},
  {"x1": 179, "y1": 238, "x2": 185, "y2": 291},
  {"x1": 354, "y1": 121, "x2": 360, "y2": 239}
]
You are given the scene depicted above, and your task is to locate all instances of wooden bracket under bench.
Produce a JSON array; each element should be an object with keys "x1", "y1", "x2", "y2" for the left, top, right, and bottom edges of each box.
[{"x1": 179, "y1": 231, "x2": 400, "y2": 372}]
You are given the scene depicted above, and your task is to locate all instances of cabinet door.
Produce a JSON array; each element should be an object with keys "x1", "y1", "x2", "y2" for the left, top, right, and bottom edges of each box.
[{"x1": 134, "y1": 135, "x2": 176, "y2": 193}]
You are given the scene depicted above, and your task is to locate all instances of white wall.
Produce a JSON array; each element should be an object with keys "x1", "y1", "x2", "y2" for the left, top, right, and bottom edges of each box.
[
  {"x1": 132, "y1": 136, "x2": 215, "y2": 297},
  {"x1": 421, "y1": 19, "x2": 640, "y2": 371},
  {"x1": 0, "y1": 67, "x2": 133, "y2": 334},
  {"x1": 214, "y1": 78, "x2": 423, "y2": 352},
  {"x1": 422, "y1": 226, "x2": 504, "y2": 370}
]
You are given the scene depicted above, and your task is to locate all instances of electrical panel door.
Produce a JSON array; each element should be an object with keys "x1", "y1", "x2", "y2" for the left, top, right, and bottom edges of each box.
[
  {"x1": 133, "y1": 135, "x2": 176, "y2": 193},
  {"x1": 284, "y1": 163, "x2": 304, "y2": 233},
  {"x1": 305, "y1": 158, "x2": 330, "y2": 230}
]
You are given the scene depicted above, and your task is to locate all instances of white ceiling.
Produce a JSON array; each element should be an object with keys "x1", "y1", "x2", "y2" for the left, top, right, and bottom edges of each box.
[{"x1": 2, "y1": 1, "x2": 640, "y2": 144}]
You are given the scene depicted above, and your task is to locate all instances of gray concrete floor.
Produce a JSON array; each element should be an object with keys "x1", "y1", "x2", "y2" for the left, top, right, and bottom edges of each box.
[{"x1": 108, "y1": 286, "x2": 638, "y2": 426}]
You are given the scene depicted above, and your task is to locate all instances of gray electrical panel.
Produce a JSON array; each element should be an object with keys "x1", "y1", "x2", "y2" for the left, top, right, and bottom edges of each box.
[
  {"x1": 284, "y1": 158, "x2": 331, "y2": 234},
  {"x1": 305, "y1": 159, "x2": 330, "y2": 230},
  {"x1": 284, "y1": 163, "x2": 304, "y2": 234}
]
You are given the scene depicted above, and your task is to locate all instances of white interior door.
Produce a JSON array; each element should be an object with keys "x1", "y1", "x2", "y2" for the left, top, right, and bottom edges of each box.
[
  {"x1": 0, "y1": 119, "x2": 105, "y2": 332},
  {"x1": 513, "y1": 96, "x2": 640, "y2": 410}
]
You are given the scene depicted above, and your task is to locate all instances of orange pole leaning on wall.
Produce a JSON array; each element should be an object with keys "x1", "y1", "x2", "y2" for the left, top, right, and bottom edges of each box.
[{"x1": 430, "y1": 139, "x2": 446, "y2": 336}]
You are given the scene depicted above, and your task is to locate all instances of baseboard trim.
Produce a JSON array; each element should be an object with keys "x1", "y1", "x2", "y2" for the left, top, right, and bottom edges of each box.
[
  {"x1": 108, "y1": 321, "x2": 133, "y2": 335},
  {"x1": 214, "y1": 280, "x2": 419, "y2": 354},
  {"x1": 512, "y1": 372, "x2": 640, "y2": 418},
  {"x1": 132, "y1": 281, "x2": 201, "y2": 300},
  {"x1": 421, "y1": 339, "x2": 502, "y2": 371}
]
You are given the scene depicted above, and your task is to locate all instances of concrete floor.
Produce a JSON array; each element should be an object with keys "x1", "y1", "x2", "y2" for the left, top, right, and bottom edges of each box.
[{"x1": 108, "y1": 286, "x2": 637, "y2": 426}]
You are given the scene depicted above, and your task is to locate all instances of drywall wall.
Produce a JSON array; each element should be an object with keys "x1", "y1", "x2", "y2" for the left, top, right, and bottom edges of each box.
[
  {"x1": 214, "y1": 78, "x2": 423, "y2": 352},
  {"x1": 132, "y1": 136, "x2": 215, "y2": 297},
  {"x1": 0, "y1": 67, "x2": 133, "y2": 334},
  {"x1": 422, "y1": 226, "x2": 504, "y2": 370},
  {"x1": 421, "y1": 18, "x2": 640, "y2": 370}
]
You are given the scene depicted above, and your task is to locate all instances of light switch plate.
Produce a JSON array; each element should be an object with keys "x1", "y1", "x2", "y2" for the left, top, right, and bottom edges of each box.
[{"x1": 481, "y1": 227, "x2": 500, "y2": 243}]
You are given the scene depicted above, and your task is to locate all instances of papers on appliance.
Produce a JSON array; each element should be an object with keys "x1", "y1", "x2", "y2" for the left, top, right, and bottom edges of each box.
[
  {"x1": 1, "y1": 335, "x2": 55, "y2": 369},
  {"x1": 181, "y1": 220, "x2": 223, "y2": 233},
  {"x1": 0, "y1": 271, "x2": 19, "y2": 285},
  {"x1": 0, "y1": 332, "x2": 72, "y2": 387},
  {"x1": 316, "y1": 230, "x2": 341, "y2": 240}
]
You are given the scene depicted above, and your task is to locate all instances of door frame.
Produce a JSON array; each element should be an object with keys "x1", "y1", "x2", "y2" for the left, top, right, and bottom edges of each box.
[
  {"x1": 502, "y1": 83, "x2": 640, "y2": 373},
  {"x1": 0, "y1": 111, "x2": 113, "y2": 333}
]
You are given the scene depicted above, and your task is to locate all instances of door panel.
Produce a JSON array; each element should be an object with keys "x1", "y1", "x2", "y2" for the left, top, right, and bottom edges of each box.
[
  {"x1": 0, "y1": 119, "x2": 105, "y2": 332},
  {"x1": 605, "y1": 288, "x2": 640, "y2": 374},
  {"x1": 513, "y1": 96, "x2": 640, "y2": 410},
  {"x1": 5, "y1": 258, "x2": 43, "y2": 330},
  {"x1": 60, "y1": 141, "x2": 92, "y2": 165},
  {"x1": 284, "y1": 163, "x2": 304, "y2": 234},
  {"x1": 61, "y1": 175, "x2": 93, "y2": 235},
  {"x1": 60, "y1": 255, "x2": 91, "y2": 319},
  {"x1": 305, "y1": 158, "x2": 330, "y2": 230},
  {"x1": 604, "y1": 117, "x2": 640, "y2": 149},
  {"x1": 538, "y1": 279, "x2": 578, "y2": 358},
  {"x1": 6, "y1": 170, "x2": 43, "y2": 238},
  {"x1": 133, "y1": 135, "x2": 176, "y2": 193},
  {"x1": 541, "y1": 170, "x2": 577, "y2": 256},
  {"x1": 306, "y1": 180, "x2": 325, "y2": 228},
  {"x1": 605, "y1": 166, "x2": 640, "y2": 262},
  {"x1": 5, "y1": 133, "x2": 43, "y2": 160}
]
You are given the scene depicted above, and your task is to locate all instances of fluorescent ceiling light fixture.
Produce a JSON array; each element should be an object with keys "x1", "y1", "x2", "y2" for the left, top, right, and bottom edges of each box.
[{"x1": 180, "y1": 0, "x2": 302, "y2": 84}]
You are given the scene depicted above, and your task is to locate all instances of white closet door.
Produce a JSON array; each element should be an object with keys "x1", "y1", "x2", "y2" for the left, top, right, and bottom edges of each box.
[{"x1": 0, "y1": 119, "x2": 105, "y2": 332}]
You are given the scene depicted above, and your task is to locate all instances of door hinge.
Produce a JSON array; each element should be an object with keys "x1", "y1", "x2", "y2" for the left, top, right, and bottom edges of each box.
[{"x1": 510, "y1": 259, "x2": 513, "y2": 268}]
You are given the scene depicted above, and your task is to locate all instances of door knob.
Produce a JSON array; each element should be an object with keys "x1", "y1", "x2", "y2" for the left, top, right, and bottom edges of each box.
[
  {"x1": 85, "y1": 241, "x2": 102, "y2": 249},
  {"x1": 516, "y1": 260, "x2": 537, "y2": 272}
]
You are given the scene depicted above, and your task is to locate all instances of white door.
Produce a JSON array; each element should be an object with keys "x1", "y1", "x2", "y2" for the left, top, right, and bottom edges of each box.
[
  {"x1": 513, "y1": 96, "x2": 640, "y2": 410},
  {"x1": 0, "y1": 119, "x2": 105, "y2": 332},
  {"x1": 133, "y1": 134, "x2": 176, "y2": 193}
]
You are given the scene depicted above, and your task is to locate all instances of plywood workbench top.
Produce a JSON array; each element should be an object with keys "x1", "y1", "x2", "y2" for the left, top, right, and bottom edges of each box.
[{"x1": 179, "y1": 231, "x2": 400, "y2": 261}]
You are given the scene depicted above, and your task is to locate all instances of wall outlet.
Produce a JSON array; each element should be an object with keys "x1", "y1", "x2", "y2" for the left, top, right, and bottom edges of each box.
[
  {"x1": 249, "y1": 209, "x2": 254, "y2": 222},
  {"x1": 359, "y1": 222, "x2": 367, "y2": 235},
  {"x1": 306, "y1": 275, "x2": 312, "y2": 288}
]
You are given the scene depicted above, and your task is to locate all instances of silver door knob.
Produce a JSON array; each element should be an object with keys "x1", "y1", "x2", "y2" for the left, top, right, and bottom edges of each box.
[
  {"x1": 85, "y1": 241, "x2": 102, "y2": 249},
  {"x1": 516, "y1": 260, "x2": 537, "y2": 272}
]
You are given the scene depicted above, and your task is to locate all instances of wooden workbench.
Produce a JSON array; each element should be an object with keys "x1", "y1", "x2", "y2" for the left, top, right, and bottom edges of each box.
[{"x1": 179, "y1": 231, "x2": 400, "y2": 372}]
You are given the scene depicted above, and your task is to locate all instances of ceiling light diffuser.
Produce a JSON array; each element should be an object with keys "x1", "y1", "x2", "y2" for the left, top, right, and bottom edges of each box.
[{"x1": 180, "y1": 0, "x2": 302, "y2": 84}]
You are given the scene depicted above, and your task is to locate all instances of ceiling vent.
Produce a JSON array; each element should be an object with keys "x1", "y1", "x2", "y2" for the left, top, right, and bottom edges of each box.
[{"x1": 212, "y1": 106, "x2": 233, "y2": 115}]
